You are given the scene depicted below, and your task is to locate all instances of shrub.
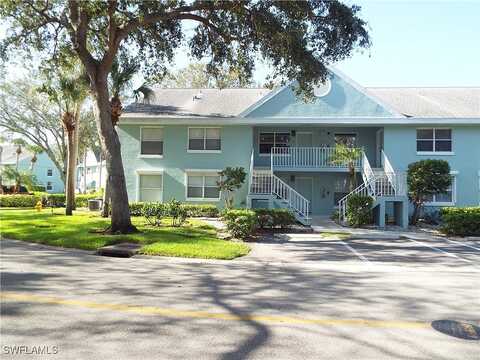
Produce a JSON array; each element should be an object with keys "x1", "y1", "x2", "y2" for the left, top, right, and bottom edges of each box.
[
  {"x1": 75, "y1": 193, "x2": 101, "y2": 208},
  {"x1": 346, "y1": 194, "x2": 374, "y2": 227},
  {"x1": 440, "y1": 207, "x2": 480, "y2": 236},
  {"x1": 129, "y1": 202, "x2": 144, "y2": 216},
  {"x1": 223, "y1": 209, "x2": 257, "y2": 239},
  {"x1": 183, "y1": 204, "x2": 219, "y2": 217},
  {"x1": 253, "y1": 208, "x2": 296, "y2": 229},
  {"x1": 142, "y1": 203, "x2": 165, "y2": 226},
  {"x1": 165, "y1": 199, "x2": 187, "y2": 227},
  {"x1": 46, "y1": 193, "x2": 66, "y2": 207},
  {"x1": 0, "y1": 194, "x2": 43, "y2": 207}
]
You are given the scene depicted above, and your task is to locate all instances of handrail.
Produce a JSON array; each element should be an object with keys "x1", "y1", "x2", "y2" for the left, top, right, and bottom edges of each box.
[
  {"x1": 361, "y1": 151, "x2": 375, "y2": 195},
  {"x1": 271, "y1": 174, "x2": 310, "y2": 218},
  {"x1": 381, "y1": 150, "x2": 407, "y2": 196},
  {"x1": 248, "y1": 148, "x2": 254, "y2": 194},
  {"x1": 271, "y1": 146, "x2": 363, "y2": 169}
]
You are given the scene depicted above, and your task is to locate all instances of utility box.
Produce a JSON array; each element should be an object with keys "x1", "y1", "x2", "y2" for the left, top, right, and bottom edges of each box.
[{"x1": 88, "y1": 199, "x2": 103, "y2": 211}]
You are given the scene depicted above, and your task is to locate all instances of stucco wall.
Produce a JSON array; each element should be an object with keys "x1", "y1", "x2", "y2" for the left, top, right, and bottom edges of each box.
[
  {"x1": 384, "y1": 125, "x2": 480, "y2": 207},
  {"x1": 118, "y1": 124, "x2": 253, "y2": 206}
]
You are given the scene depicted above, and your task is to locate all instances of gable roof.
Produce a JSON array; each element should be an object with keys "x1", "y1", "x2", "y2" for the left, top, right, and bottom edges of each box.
[
  {"x1": 123, "y1": 88, "x2": 271, "y2": 118},
  {"x1": 367, "y1": 87, "x2": 480, "y2": 118}
]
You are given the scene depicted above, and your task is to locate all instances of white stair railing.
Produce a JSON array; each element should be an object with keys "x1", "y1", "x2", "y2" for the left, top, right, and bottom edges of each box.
[
  {"x1": 250, "y1": 170, "x2": 310, "y2": 221},
  {"x1": 271, "y1": 175, "x2": 310, "y2": 219},
  {"x1": 382, "y1": 150, "x2": 407, "y2": 196}
]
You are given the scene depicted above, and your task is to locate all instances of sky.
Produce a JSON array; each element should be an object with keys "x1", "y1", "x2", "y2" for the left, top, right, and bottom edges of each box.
[{"x1": 2, "y1": 1, "x2": 479, "y2": 88}]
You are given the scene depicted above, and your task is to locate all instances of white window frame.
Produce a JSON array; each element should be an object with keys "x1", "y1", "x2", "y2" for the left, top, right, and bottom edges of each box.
[
  {"x1": 47, "y1": 168, "x2": 53, "y2": 177},
  {"x1": 46, "y1": 181, "x2": 53, "y2": 191},
  {"x1": 187, "y1": 127, "x2": 222, "y2": 153},
  {"x1": 424, "y1": 171, "x2": 457, "y2": 207},
  {"x1": 135, "y1": 169, "x2": 164, "y2": 202},
  {"x1": 139, "y1": 126, "x2": 164, "y2": 158},
  {"x1": 185, "y1": 169, "x2": 221, "y2": 202},
  {"x1": 258, "y1": 131, "x2": 291, "y2": 156},
  {"x1": 416, "y1": 128, "x2": 454, "y2": 155}
]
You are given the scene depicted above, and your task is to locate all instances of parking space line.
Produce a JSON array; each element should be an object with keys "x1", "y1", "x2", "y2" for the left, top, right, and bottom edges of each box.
[
  {"x1": 407, "y1": 238, "x2": 472, "y2": 263},
  {"x1": 340, "y1": 240, "x2": 373, "y2": 265},
  {"x1": 443, "y1": 238, "x2": 480, "y2": 252}
]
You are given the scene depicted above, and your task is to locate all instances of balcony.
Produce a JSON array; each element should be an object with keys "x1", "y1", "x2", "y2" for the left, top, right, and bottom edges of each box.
[{"x1": 271, "y1": 146, "x2": 363, "y2": 171}]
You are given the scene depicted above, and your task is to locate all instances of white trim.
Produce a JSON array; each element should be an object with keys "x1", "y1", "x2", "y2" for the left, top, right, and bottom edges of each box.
[
  {"x1": 187, "y1": 127, "x2": 222, "y2": 152},
  {"x1": 184, "y1": 170, "x2": 221, "y2": 202},
  {"x1": 120, "y1": 117, "x2": 480, "y2": 126},
  {"x1": 416, "y1": 151, "x2": 455, "y2": 156},
  {"x1": 258, "y1": 130, "x2": 291, "y2": 156},
  {"x1": 138, "y1": 154, "x2": 164, "y2": 159},
  {"x1": 140, "y1": 126, "x2": 164, "y2": 157},
  {"x1": 135, "y1": 169, "x2": 164, "y2": 202}
]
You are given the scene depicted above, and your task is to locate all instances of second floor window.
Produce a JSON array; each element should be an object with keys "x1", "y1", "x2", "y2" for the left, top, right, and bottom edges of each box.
[
  {"x1": 416, "y1": 129, "x2": 452, "y2": 152},
  {"x1": 188, "y1": 128, "x2": 221, "y2": 151},
  {"x1": 141, "y1": 127, "x2": 164, "y2": 156},
  {"x1": 47, "y1": 168, "x2": 53, "y2": 177},
  {"x1": 259, "y1": 132, "x2": 290, "y2": 155},
  {"x1": 335, "y1": 133, "x2": 357, "y2": 148}
]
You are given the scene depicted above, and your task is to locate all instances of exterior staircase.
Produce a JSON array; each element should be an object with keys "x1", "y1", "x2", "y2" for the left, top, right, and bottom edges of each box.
[
  {"x1": 338, "y1": 151, "x2": 407, "y2": 224},
  {"x1": 248, "y1": 170, "x2": 311, "y2": 225}
]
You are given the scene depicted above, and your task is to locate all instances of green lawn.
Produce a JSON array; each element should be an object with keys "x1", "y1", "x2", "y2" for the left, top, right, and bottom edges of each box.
[{"x1": 0, "y1": 209, "x2": 250, "y2": 260}]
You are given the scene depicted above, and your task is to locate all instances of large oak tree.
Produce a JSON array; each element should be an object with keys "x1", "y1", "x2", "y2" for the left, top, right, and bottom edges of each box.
[{"x1": 1, "y1": 0, "x2": 369, "y2": 233}]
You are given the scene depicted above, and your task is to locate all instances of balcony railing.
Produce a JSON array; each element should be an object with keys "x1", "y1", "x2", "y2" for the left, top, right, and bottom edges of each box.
[{"x1": 271, "y1": 147, "x2": 363, "y2": 169}]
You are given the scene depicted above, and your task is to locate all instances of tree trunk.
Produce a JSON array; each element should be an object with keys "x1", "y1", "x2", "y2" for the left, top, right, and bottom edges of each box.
[
  {"x1": 65, "y1": 129, "x2": 76, "y2": 216},
  {"x1": 92, "y1": 73, "x2": 135, "y2": 233},
  {"x1": 101, "y1": 174, "x2": 110, "y2": 218},
  {"x1": 83, "y1": 151, "x2": 87, "y2": 194},
  {"x1": 72, "y1": 110, "x2": 80, "y2": 210},
  {"x1": 411, "y1": 200, "x2": 421, "y2": 225}
]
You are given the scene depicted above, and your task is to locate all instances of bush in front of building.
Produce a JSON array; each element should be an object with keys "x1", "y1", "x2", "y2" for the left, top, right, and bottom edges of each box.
[
  {"x1": 440, "y1": 207, "x2": 480, "y2": 236},
  {"x1": 182, "y1": 204, "x2": 219, "y2": 217},
  {"x1": 142, "y1": 202, "x2": 165, "y2": 226},
  {"x1": 346, "y1": 194, "x2": 374, "y2": 227},
  {"x1": 253, "y1": 208, "x2": 296, "y2": 229},
  {"x1": 222, "y1": 209, "x2": 258, "y2": 239},
  {"x1": 128, "y1": 202, "x2": 145, "y2": 216}
]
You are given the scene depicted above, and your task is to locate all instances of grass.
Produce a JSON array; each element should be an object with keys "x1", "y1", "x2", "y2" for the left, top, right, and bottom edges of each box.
[
  {"x1": 318, "y1": 231, "x2": 351, "y2": 239},
  {"x1": 0, "y1": 209, "x2": 250, "y2": 260}
]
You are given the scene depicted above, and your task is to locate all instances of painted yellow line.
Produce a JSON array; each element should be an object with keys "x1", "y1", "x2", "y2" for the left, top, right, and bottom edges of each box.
[{"x1": 1, "y1": 292, "x2": 429, "y2": 329}]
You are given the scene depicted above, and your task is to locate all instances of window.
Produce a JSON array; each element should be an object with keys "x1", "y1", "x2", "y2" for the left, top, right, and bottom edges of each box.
[
  {"x1": 46, "y1": 182, "x2": 52, "y2": 191},
  {"x1": 259, "y1": 132, "x2": 290, "y2": 155},
  {"x1": 47, "y1": 168, "x2": 53, "y2": 177},
  {"x1": 335, "y1": 133, "x2": 357, "y2": 148},
  {"x1": 187, "y1": 173, "x2": 220, "y2": 200},
  {"x1": 141, "y1": 127, "x2": 164, "y2": 156},
  {"x1": 416, "y1": 129, "x2": 452, "y2": 153},
  {"x1": 188, "y1": 128, "x2": 221, "y2": 151},
  {"x1": 425, "y1": 175, "x2": 456, "y2": 205},
  {"x1": 138, "y1": 174, "x2": 163, "y2": 202}
]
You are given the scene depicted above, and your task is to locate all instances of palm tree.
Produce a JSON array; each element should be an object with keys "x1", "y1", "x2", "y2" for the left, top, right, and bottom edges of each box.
[
  {"x1": 330, "y1": 144, "x2": 363, "y2": 191},
  {"x1": 40, "y1": 65, "x2": 90, "y2": 215},
  {"x1": 2, "y1": 165, "x2": 38, "y2": 193}
]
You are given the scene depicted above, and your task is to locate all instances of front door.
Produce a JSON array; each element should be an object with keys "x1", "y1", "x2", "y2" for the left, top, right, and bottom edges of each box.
[
  {"x1": 296, "y1": 177, "x2": 313, "y2": 214},
  {"x1": 296, "y1": 132, "x2": 313, "y2": 147}
]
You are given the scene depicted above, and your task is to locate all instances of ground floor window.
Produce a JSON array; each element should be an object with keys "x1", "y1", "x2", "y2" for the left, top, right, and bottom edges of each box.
[
  {"x1": 46, "y1": 182, "x2": 52, "y2": 191},
  {"x1": 187, "y1": 173, "x2": 220, "y2": 200},
  {"x1": 425, "y1": 175, "x2": 456, "y2": 205},
  {"x1": 138, "y1": 174, "x2": 163, "y2": 202}
]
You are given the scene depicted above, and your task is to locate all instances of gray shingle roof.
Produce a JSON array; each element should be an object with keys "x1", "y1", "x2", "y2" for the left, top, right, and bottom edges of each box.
[
  {"x1": 123, "y1": 88, "x2": 271, "y2": 118},
  {"x1": 367, "y1": 87, "x2": 480, "y2": 118},
  {"x1": 0, "y1": 144, "x2": 32, "y2": 165}
]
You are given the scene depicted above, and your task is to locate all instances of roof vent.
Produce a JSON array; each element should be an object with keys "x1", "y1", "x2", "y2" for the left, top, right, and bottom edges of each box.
[{"x1": 193, "y1": 90, "x2": 203, "y2": 101}]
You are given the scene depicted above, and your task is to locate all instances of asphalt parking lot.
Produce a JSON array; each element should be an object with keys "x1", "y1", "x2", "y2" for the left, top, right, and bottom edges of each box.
[{"x1": 240, "y1": 233, "x2": 480, "y2": 269}]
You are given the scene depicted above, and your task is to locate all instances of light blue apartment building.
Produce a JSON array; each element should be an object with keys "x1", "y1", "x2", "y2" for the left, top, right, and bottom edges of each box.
[
  {"x1": 0, "y1": 144, "x2": 64, "y2": 193},
  {"x1": 119, "y1": 69, "x2": 480, "y2": 228}
]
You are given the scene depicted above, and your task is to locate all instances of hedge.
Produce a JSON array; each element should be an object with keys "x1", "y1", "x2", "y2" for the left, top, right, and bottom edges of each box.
[
  {"x1": 440, "y1": 207, "x2": 480, "y2": 236},
  {"x1": 0, "y1": 193, "x2": 101, "y2": 208},
  {"x1": 253, "y1": 208, "x2": 296, "y2": 229},
  {"x1": 0, "y1": 194, "x2": 43, "y2": 207},
  {"x1": 222, "y1": 209, "x2": 257, "y2": 239},
  {"x1": 128, "y1": 202, "x2": 219, "y2": 217}
]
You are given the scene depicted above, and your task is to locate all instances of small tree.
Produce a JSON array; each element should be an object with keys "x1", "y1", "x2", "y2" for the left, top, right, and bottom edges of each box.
[
  {"x1": 407, "y1": 160, "x2": 451, "y2": 225},
  {"x1": 2, "y1": 165, "x2": 38, "y2": 193},
  {"x1": 217, "y1": 167, "x2": 247, "y2": 209},
  {"x1": 330, "y1": 144, "x2": 362, "y2": 191}
]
